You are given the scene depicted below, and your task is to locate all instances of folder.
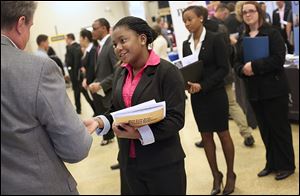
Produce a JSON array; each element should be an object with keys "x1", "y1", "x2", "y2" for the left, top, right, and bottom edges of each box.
[
  {"x1": 179, "y1": 60, "x2": 203, "y2": 89},
  {"x1": 243, "y1": 36, "x2": 269, "y2": 63}
]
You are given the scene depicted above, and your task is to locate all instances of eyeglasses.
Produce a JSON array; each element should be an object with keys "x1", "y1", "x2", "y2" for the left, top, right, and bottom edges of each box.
[{"x1": 242, "y1": 9, "x2": 257, "y2": 16}]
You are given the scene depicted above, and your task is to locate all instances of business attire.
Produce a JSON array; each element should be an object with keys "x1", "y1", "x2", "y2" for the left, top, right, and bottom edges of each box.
[
  {"x1": 1, "y1": 35, "x2": 92, "y2": 194},
  {"x1": 272, "y1": 3, "x2": 294, "y2": 54},
  {"x1": 93, "y1": 35, "x2": 118, "y2": 141},
  {"x1": 235, "y1": 23, "x2": 295, "y2": 174},
  {"x1": 97, "y1": 51, "x2": 186, "y2": 194},
  {"x1": 81, "y1": 43, "x2": 96, "y2": 114},
  {"x1": 183, "y1": 28, "x2": 229, "y2": 132},
  {"x1": 65, "y1": 42, "x2": 83, "y2": 113}
]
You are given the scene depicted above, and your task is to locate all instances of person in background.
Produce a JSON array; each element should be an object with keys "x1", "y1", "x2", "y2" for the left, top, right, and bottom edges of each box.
[
  {"x1": 272, "y1": 1, "x2": 294, "y2": 54},
  {"x1": 34, "y1": 34, "x2": 49, "y2": 58},
  {"x1": 65, "y1": 33, "x2": 83, "y2": 114},
  {"x1": 1, "y1": 1, "x2": 92, "y2": 194},
  {"x1": 84, "y1": 16, "x2": 187, "y2": 195},
  {"x1": 156, "y1": 16, "x2": 173, "y2": 51},
  {"x1": 259, "y1": 2, "x2": 272, "y2": 24},
  {"x1": 182, "y1": 6, "x2": 236, "y2": 195},
  {"x1": 79, "y1": 29, "x2": 97, "y2": 115},
  {"x1": 89, "y1": 18, "x2": 117, "y2": 146},
  {"x1": 235, "y1": 1, "x2": 295, "y2": 181},
  {"x1": 47, "y1": 46, "x2": 65, "y2": 76},
  {"x1": 152, "y1": 24, "x2": 170, "y2": 61}
]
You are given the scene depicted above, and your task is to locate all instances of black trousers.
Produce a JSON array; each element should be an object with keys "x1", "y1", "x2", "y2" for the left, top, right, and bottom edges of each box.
[
  {"x1": 70, "y1": 70, "x2": 81, "y2": 113},
  {"x1": 81, "y1": 87, "x2": 96, "y2": 114},
  {"x1": 250, "y1": 95, "x2": 295, "y2": 171},
  {"x1": 92, "y1": 93, "x2": 114, "y2": 140},
  {"x1": 122, "y1": 159, "x2": 186, "y2": 195}
]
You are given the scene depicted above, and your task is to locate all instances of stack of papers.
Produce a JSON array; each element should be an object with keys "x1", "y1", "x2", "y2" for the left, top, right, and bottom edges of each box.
[{"x1": 111, "y1": 100, "x2": 166, "y2": 127}]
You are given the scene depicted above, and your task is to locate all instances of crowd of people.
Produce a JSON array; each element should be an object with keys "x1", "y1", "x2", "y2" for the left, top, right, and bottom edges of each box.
[{"x1": 1, "y1": 1, "x2": 297, "y2": 195}]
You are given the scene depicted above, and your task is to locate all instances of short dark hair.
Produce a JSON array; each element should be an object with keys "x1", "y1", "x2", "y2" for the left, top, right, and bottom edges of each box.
[
  {"x1": 216, "y1": 3, "x2": 229, "y2": 12},
  {"x1": 1, "y1": 1, "x2": 37, "y2": 30},
  {"x1": 80, "y1": 29, "x2": 92, "y2": 42},
  {"x1": 66, "y1": 33, "x2": 75, "y2": 41},
  {"x1": 47, "y1": 46, "x2": 56, "y2": 56},
  {"x1": 36, "y1": 34, "x2": 48, "y2": 45},
  {"x1": 113, "y1": 16, "x2": 158, "y2": 46},
  {"x1": 182, "y1": 6, "x2": 208, "y2": 24},
  {"x1": 95, "y1": 18, "x2": 110, "y2": 32}
]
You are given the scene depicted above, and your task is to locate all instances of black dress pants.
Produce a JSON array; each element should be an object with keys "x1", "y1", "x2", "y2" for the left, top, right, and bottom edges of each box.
[
  {"x1": 122, "y1": 159, "x2": 186, "y2": 195},
  {"x1": 250, "y1": 95, "x2": 295, "y2": 171}
]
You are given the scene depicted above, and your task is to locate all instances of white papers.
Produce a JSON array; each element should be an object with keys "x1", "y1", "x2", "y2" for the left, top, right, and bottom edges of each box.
[
  {"x1": 172, "y1": 54, "x2": 198, "y2": 69},
  {"x1": 111, "y1": 100, "x2": 166, "y2": 127}
]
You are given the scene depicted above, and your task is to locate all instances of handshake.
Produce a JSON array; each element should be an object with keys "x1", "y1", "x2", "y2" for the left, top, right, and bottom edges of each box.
[{"x1": 83, "y1": 117, "x2": 142, "y2": 140}]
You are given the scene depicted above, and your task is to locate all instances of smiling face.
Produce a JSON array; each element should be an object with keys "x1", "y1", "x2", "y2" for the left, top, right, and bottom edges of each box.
[
  {"x1": 112, "y1": 26, "x2": 147, "y2": 65},
  {"x1": 182, "y1": 9, "x2": 203, "y2": 34}
]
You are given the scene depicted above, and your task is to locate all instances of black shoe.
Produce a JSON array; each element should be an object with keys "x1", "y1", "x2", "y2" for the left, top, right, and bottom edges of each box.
[
  {"x1": 195, "y1": 140, "x2": 204, "y2": 148},
  {"x1": 100, "y1": 139, "x2": 113, "y2": 146},
  {"x1": 110, "y1": 163, "x2": 120, "y2": 170},
  {"x1": 257, "y1": 168, "x2": 272, "y2": 177},
  {"x1": 244, "y1": 136, "x2": 255, "y2": 147},
  {"x1": 211, "y1": 171, "x2": 223, "y2": 195},
  {"x1": 222, "y1": 173, "x2": 236, "y2": 195},
  {"x1": 76, "y1": 110, "x2": 81, "y2": 114},
  {"x1": 275, "y1": 170, "x2": 294, "y2": 180}
]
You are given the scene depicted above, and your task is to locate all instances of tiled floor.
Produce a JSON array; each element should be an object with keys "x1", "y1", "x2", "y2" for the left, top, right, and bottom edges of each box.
[{"x1": 66, "y1": 88, "x2": 299, "y2": 195}]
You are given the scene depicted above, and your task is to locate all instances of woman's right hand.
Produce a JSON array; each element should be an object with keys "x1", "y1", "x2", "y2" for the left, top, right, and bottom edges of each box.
[{"x1": 187, "y1": 81, "x2": 201, "y2": 94}]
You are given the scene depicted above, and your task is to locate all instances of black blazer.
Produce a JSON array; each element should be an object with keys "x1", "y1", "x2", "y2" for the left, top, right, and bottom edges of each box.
[
  {"x1": 106, "y1": 59, "x2": 186, "y2": 170},
  {"x1": 65, "y1": 42, "x2": 82, "y2": 81},
  {"x1": 182, "y1": 30, "x2": 229, "y2": 94},
  {"x1": 81, "y1": 46, "x2": 96, "y2": 85},
  {"x1": 272, "y1": 4, "x2": 291, "y2": 30},
  {"x1": 234, "y1": 23, "x2": 289, "y2": 101}
]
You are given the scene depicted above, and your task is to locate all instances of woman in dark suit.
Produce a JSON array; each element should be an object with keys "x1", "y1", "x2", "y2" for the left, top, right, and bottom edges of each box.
[
  {"x1": 84, "y1": 16, "x2": 187, "y2": 195},
  {"x1": 235, "y1": 1, "x2": 295, "y2": 180},
  {"x1": 182, "y1": 6, "x2": 236, "y2": 195}
]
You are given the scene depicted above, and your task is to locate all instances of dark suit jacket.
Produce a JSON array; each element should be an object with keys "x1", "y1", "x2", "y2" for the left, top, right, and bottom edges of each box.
[
  {"x1": 182, "y1": 30, "x2": 229, "y2": 94},
  {"x1": 82, "y1": 46, "x2": 96, "y2": 85},
  {"x1": 234, "y1": 23, "x2": 289, "y2": 101},
  {"x1": 65, "y1": 42, "x2": 82, "y2": 81},
  {"x1": 272, "y1": 4, "x2": 291, "y2": 29},
  {"x1": 105, "y1": 59, "x2": 186, "y2": 170},
  {"x1": 94, "y1": 36, "x2": 118, "y2": 109}
]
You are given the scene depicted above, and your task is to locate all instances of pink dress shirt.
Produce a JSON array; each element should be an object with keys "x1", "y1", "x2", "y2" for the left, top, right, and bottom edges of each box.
[{"x1": 121, "y1": 50, "x2": 160, "y2": 158}]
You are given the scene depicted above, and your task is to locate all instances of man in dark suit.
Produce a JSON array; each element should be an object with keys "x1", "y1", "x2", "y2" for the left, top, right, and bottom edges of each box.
[
  {"x1": 272, "y1": 1, "x2": 293, "y2": 54},
  {"x1": 89, "y1": 18, "x2": 117, "y2": 145},
  {"x1": 65, "y1": 33, "x2": 83, "y2": 114}
]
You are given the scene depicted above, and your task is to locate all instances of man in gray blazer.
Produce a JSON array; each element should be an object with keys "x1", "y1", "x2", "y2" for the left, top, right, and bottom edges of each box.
[
  {"x1": 1, "y1": 2, "x2": 93, "y2": 194},
  {"x1": 89, "y1": 18, "x2": 118, "y2": 145}
]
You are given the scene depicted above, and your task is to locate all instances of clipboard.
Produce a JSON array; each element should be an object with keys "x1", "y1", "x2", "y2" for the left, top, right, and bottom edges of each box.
[{"x1": 179, "y1": 60, "x2": 203, "y2": 89}]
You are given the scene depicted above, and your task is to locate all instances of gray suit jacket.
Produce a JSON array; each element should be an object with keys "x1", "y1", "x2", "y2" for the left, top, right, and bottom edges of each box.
[
  {"x1": 94, "y1": 36, "x2": 118, "y2": 109},
  {"x1": 1, "y1": 36, "x2": 93, "y2": 195}
]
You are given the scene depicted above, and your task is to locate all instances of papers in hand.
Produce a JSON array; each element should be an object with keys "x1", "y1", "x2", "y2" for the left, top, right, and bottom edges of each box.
[{"x1": 111, "y1": 100, "x2": 166, "y2": 127}]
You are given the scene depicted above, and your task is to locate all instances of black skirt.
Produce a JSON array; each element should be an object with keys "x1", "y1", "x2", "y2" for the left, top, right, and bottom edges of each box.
[{"x1": 191, "y1": 87, "x2": 229, "y2": 132}]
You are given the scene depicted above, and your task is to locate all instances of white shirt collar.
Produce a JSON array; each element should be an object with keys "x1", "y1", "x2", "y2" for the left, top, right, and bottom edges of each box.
[
  {"x1": 188, "y1": 27, "x2": 206, "y2": 54},
  {"x1": 1, "y1": 34, "x2": 19, "y2": 49},
  {"x1": 99, "y1": 34, "x2": 110, "y2": 47}
]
